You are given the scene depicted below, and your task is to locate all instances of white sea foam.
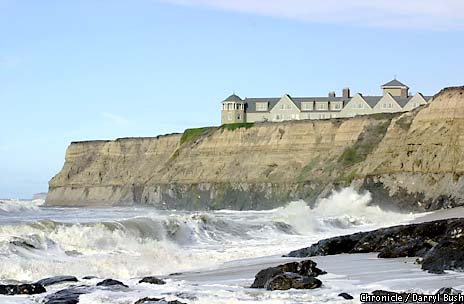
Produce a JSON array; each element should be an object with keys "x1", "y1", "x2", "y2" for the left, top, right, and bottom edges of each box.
[
  {"x1": 272, "y1": 187, "x2": 415, "y2": 236},
  {"x1": 0, "y1": 188, "x2": 426, "y2": 303},
  {"x1": 0, "y1": 199, "x2": 44, "y2": 214}
]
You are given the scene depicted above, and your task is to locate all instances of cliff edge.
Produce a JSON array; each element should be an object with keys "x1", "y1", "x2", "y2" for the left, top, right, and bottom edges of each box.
[{"x1": 47, "y1": 86, "x2": 464, "y2": 211}]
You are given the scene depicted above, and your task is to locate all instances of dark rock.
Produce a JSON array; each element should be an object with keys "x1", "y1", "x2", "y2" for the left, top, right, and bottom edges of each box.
[
  {"x1": 0, "y1": 283, "x2": 46, "y2": 295},
  {"x1": 422, "y1": 239, "x2": 464, "y2": 273},
  {"x1": 265, "y1": 273, "x2": 322, "y2": 291},
  {"x1": 338, "y1": 292, "x2": 354, "y2": 300},
  {"x1": 139, "y1": 276, "x2": 166, "y2": 285},
  {"x1": 134, "y1": 297, "x2": 186, "y2": 304},
  {"x1": 435, "y1": 287, "x2": 462, "y2": 295},
  {"x1": 175, "y1": 292, "x2": 198, "y2": 301},
  {"x1": 37, "y1": 275, "x2": 78, "y2": 286},
  {"x1": 82, "y1": 276, "x2": 97, "y2": 280},
  {"x1": 378, "y1": 239, "x2": 430, "y2": 258},
  {"x1": 44, "y1": 286, "x2": 91, "y2": 304},
  {"x1": 286, "y1": 218, "x2": 464, "y2": 274},
  {"x1": 251, "y1": 259, "x2": 325, "y2": 288},
  {"x1": 96, "y1": 278, "x2": 128, "y2": 288},
  {"x1": 435, "y1": 287, "x2": 464, "y2": 304}
]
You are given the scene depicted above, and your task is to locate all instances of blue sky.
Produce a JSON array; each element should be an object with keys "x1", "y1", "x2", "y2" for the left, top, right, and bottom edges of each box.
[{"x1": 0, "y1": 0, "x2": 463, "y2": 198}]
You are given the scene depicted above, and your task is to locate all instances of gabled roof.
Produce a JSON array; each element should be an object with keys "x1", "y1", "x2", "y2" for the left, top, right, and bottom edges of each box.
[
  {"x1": 381, "y1": 79, "x2": 409, "y2": 89},
  {"x1": 244, "y1": 96, "x2": 350, "y2": 113},
  {"x1": 392, "y1": 96, "x2": 413, "y2": 108},
  {"x1": 244, "y1": 97, "x2": 280, "y2": 113},
  {"x1": 361, "y1": 96, "x2": 383, "y2": 108},
  {"x1": 223, "y1": 94, "x2": 243, "y2": 102}
]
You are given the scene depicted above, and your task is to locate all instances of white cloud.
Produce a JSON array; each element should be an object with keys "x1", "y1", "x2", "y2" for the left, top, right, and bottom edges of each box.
[
  {"x1": 102, "y1": 112, "x2": 130, "y2": 126},
  {"x1": 159, "y1": 0, "x2": 464, "y2": 30}
]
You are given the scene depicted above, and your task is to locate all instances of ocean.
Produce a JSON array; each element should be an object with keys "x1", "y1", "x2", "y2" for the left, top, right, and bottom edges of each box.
[{"x1": 1, "y1": 188, "x2": 464, "y2": 304}]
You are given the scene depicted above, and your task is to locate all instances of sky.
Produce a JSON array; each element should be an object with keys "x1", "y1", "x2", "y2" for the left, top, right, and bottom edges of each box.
[{"x1": 0, "y1": 0, "x2": 463, "y2": 198}]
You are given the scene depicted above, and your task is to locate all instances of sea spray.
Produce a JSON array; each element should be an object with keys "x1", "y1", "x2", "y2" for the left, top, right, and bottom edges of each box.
[{"x1": 0, "y1": 188, "x2": 417, "y2": 282}]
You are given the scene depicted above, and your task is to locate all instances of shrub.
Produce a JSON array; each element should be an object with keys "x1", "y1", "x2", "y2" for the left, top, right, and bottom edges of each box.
[
  {"x1": 339, "y1": 147, "x2": 362, "y2": 166},
  {"x1": 180, "y1": 127, "x2": 212, "y2": 145},
  {"x1": 220, "y1": 123, "x2": 254, "y2": 131}
]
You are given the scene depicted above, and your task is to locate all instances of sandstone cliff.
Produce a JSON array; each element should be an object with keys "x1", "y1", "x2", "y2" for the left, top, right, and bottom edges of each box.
[{"x1": 47, "y1": 87, "x2": 464, "y2": 211}]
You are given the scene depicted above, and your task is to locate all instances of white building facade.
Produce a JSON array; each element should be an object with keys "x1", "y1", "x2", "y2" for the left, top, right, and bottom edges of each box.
[{"x1": 221, "y1": 79, "x2": 432, "y2": 124}]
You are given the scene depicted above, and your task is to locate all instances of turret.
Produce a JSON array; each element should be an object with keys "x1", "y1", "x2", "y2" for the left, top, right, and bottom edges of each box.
[
  {"x1": 221, "y1": 94, "x2": 246, "y2": 124},
  {"x1": 381, "y1": 79, "x2": 409, "y2": 98}
]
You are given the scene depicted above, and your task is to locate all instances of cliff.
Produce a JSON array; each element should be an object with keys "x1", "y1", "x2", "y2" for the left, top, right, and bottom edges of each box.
[{"x1": 46, "y1": 86, "x2": 464, "y2": 211}]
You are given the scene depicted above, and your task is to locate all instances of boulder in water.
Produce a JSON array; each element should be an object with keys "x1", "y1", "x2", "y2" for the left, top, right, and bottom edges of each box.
[
  {"x1": 0, "y1": 283, "x2": 46, "y2": 295},
  {"x1": 435, "y1": 287, "x2": 462, "y2": 295},
  {"x1": 251, "y1": 259, "x2": 325, "y2": 290},
  {"x1": 338, "y1": 292, "x2": 354, "y2": 300},
  {"x1": 134, "y1": 297, "x2": 186, "y2": 304},
  {"x1": 265, "y1": 273, "x2": 322, "y2": 291},
  {"x1": 96, "y1": 279, "x2": 128, "y2": 288},
  {"x1": 139, "y1": 276, "x2": 166, "y2": 285},
  {"x1": 44, "y1": 286, "x2": 91, "y2": 304},
  {"x1": 422, "y1": 239, "x2": 464, "y2": 273},
  {"x1": 37, "y1": 275, "x2": 78, "y2": 286}
]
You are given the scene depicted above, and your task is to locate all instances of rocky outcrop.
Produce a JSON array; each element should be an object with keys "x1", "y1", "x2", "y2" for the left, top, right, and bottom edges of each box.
[
  {"x1": 0, "y1": 283, "x2": 46, "y2": 295},
  {"x1": 96, "y1": 279, "x2": 128, "y2": 288},
  {"x1": 44, "y1": 286, "x2": 91, "y2": 304},
  {"x1": 139, "y1": 276, "x2": 166, "y2": 285},
  {"x1": 36, "y1": 275, "x2": 78, "y2": 286},
  {"x1": 47, "y1": 86, "x2": 464, "y2": 211},
  {"x1": 251, "y1": 260, "x2": 325, "y2": 291},
  {"x1": 134, "y1": 298, "x2": 186, "y2": 304},
  {"x1": 286, "y1": 218, "x2": 464, "y2": 274}
]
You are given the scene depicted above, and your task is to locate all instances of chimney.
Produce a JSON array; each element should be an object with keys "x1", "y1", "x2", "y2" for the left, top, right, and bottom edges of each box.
[
  {"x1": 343, "y1": 87, "x2": 350, "y2": 99},
  {"x1": 328, "y1": 91, "x2": 336, "y2": 98}
]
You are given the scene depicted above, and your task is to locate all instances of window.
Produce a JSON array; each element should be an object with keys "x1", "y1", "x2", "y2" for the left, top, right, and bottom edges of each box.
[
  {"x1": 275, "y1": 114, "x2": 280, "y2": 120},
  {"x1": 227, "y1": 113, "x2": 233, "y2": 121},
  {"x1": 257, "y1": 103, "x2": 267, "y2": 111},
  {"x1": 334, "y1": 103, "x2": 341, "y2": 109},
  {"x1": 388, "y1": 103, "x2": 392, "y2": 108},
  {"x1": 302, "y1": 103, "x2": 312, "y2": 111},
  {"x1": 318, "y1": 103, "x2": 326, "y2": 110},
  {"x1": 280, "y1": 104, "x2": 285, "y2": 110},
  {"x1": 237, "y1": 114, "x2": 241, "y2": 120},
  {"x1": 358, "y1": 104, "x2": 364, "y2": 109},
  {"x1": 286, "y1": 104, "x2": 291, "y2": 109},
  {"x1": 383, "y1": 103, "x2": 387, "y2": 109}
]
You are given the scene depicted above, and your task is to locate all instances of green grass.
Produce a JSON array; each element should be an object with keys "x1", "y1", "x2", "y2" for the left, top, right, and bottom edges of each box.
[
  {"x1": 339, "y1": 120, "x2": 391, "y2": 167},
  {"x1": 344, "y1": 170, "x2": 359, "y2": 184},
  {"x1": 339, "y1": 147, "x2": 363, "y2": 166},
  {"x1": 180, "y1": 127, "x2": 212, "y2": 145},
  {"x1": 220, "y1": 122, "x2": 254, "y2": 131}
]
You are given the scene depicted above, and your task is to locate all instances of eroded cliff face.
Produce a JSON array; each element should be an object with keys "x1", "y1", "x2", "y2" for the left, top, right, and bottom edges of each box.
[{"x1": 47, "y1": 87, "x2": 464, "y2": 211}]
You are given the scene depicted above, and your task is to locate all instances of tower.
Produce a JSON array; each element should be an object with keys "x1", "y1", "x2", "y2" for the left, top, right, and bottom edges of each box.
[
  {"x1": 381, "y1": 79, "x2": 409, "y2": 98},
  {"x1": 221, "y1": 94, "x2": 246, "y2": 124}
]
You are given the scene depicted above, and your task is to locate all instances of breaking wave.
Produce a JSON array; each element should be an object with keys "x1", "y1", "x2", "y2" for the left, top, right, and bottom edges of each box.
[
  {"x1": 0, "y1": 199, "x2": 44, "y2": 214},
  {"x1": 0, "y1": 188, "x2": 415, "y2": 282}
]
